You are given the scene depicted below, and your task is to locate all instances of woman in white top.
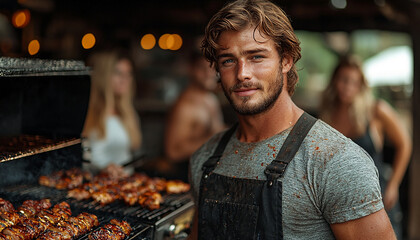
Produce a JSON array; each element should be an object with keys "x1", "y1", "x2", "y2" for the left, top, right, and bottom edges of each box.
[{"x1": 82, "y1": 50, "x2": 142, "y2": 173}]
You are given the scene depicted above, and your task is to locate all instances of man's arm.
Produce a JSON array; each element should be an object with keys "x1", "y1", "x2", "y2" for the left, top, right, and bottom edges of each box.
[{"x1": 330, "y1": 209, "x2": 396, "y2": 240}]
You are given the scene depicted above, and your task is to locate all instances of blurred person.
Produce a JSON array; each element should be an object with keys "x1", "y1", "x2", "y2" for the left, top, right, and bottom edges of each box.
[
  {"x1": 320, "y1": 55, "x2": 412, "y2": 238},
  {"x1": 82, "y1": 50, "x2": 142, "y2": 176},
  {"x1": 188, "y1": 0, "x2": 395, "y2": 239},
  {"x1": 164, "y1": 50, "x2": 226, "y2": 182}
]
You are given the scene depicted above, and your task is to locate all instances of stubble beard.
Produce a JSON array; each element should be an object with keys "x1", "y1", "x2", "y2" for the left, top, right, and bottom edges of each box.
[{"x1": 221, "y1": 70, "x2": 284, "y2": 116}]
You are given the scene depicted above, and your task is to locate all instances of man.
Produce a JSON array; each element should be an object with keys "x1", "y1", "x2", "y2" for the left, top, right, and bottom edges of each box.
[
  {"x1": 164, "y1": 50, "x2": 226, "y2": 182},
  {"x1": 188, "y1": 0, "x2": 396, "y2": 239}
]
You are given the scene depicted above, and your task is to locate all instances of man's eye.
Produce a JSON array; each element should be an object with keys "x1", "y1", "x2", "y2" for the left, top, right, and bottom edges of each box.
[
  {"x1": 222, "y1": 59, "x2": 234, "y2": 64},
  {"x1": 252, "y1": 55, "x2": 263, "y2": 60}
]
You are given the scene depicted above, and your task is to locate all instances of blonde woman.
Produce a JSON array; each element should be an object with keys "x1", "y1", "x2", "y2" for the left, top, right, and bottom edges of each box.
[
  {"x1": 82, "y1": 50, "x2": 142, "y2": 174},
  {"x1": 320, "y1": 55, "x2": 412, "y2": 238}
]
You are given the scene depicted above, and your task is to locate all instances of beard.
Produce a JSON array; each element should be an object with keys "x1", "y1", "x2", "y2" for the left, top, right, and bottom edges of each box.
[{"x1": 221, "y1": 70, "x2": 284, "y2": 116}]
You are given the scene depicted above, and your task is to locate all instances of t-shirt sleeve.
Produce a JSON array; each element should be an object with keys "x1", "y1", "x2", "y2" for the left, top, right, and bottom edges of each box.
[{"x1": 320, "y1": 142, "x2": 384, "y2": 224}]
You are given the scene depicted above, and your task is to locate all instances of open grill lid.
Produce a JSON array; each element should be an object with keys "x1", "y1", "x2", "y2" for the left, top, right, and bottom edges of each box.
[{"x1": 0, "y1": 57, "x2": 91, "y2": 138}]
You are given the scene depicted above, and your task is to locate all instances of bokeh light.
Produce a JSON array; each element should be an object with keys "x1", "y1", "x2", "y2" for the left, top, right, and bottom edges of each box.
[
  {"x1": 158, "y1": 34, "x2": 171, "y2": 50},
  {"x1": 12, "y1": 9, "x2": 31, "y2": 28},
  {"x1": 28, "y1": 40, "x2": 40, "y2": 55},
  {"x1": 81, "y1": 33, "x2": 96, "y2": 49},
  {"x1": 158, "y1": 34, "x2": 183, "y2": 50},
  {"x1": 141, "y1": 34, "x2": 156, "y2": 50},
  {"x1": 169, "y1": 34, "x2": 183, "y2": 50}
]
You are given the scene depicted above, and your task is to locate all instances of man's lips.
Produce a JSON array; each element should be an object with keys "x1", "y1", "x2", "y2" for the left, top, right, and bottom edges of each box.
[{"x1": 234, "y1": 88, "x2": 258, "y2": 97}]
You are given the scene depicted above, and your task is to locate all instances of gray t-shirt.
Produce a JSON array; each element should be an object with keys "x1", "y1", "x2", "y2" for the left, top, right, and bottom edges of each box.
[{"x1": 189, "y1": 120, "x2": 383, "y2": 239}]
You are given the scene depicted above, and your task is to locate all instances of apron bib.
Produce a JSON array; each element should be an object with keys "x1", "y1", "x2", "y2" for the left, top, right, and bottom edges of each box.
[{"x1": 198, "y1": 112, "x2": 317, "y2": 240}]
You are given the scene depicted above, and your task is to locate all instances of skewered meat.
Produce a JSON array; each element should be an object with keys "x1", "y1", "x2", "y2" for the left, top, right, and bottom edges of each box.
[
  {"x1": 0, "y1": 198, "x2": 103, "y2": 240},
  {"x1": 88, "y1": 219, "x2": 131, "y2": 240},
  {"x1": 166, "y1": 180, "x2": 191, "y2": 194},
  {"x1": 1, "y1": 201, "x2": 71, "y2": 240}
]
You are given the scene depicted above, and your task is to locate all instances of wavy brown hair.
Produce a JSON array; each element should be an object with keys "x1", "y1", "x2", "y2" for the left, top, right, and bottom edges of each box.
[
  {"x1": 201, "y1": 0, "x2": 301, "y2": 95},
  {"x1": 320, "y1": 55, "x2": 374, "y2": 136}
]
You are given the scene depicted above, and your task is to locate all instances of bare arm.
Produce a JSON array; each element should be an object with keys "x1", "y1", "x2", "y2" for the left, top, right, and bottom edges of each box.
[
  {"x1": 376, "y1": 100, "x2": 412, "y2": 209},
  {"x1": 331, "y1": 209, "x2": 396, "y2": 240}
]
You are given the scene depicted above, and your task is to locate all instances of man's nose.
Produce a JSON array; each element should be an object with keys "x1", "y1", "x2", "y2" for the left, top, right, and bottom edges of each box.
[{"x1": 237, "y1": 60, "x2": 251, "y2": 82}]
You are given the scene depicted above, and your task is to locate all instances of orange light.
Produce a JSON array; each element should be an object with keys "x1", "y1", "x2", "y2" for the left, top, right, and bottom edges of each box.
[
  {"x1": 140, "y1": 34, "x2": 156, "y2": 50},
  {"x1": 28, "y1": 39, "x2": 40, "y2": 55},
  {"x1": 158, "y1": 34, "x2": 171, "y2": 50},
  {"x1": 169, "y1": 34, "x2": 183, "y2": 50},
  {"x1": 12, "y1": 9, "x2": 31, "y2": 28},
  {"x1": 81, "y1": 33, "x2": 96, "y2": 49}
]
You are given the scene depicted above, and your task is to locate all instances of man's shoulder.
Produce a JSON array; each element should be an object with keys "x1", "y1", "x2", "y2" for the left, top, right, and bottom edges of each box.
[
  {"x1": 191, "y1": 129, "x2": 226, "y2": 160},
  {"x1": 305, "y1": 120, "x2": 370, "y2": 162}
]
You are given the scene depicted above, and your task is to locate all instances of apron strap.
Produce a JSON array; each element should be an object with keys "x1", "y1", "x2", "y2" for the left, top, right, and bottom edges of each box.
[
  {"x1": 264, "y1": 112, "x2": 317, "y2": 183},
  {"x1": 202, "y1": 123, "x2": 238, "y2": 175}
]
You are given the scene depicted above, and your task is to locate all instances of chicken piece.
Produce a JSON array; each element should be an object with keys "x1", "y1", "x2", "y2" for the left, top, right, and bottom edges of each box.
[
  {"x1": 67, "y1": 188, "x2": 91, "y2": 200},
  {"x1": 0, "y1": 199, "x2": 14, "y2": 213},
  {"x1": 120, "y1": 191, "x2": 139, "y2": 206},
  {"x1": 109, "y1": 219, "x2": 132, "y2": 235},
  {"x1": 68, "y1": 216, "x2": 88, "y2": 235},
  {"x1": 138, "y1": 191, "x2": 163, "y2": 210},
  {"x1": 0, "y1": 212, "x2": 21, "y2": 231},
  {"x1": 55, "y1": 220, "x2": 78, "y2": 238},
  {"x1": 1, "y1": 219, "x2": 44, "y2": 240},
  {"x1": 88, "y1": 219, "x2": 131, "y2": 240},
  {"x1": 77, "y1": 212, "x2": 99, "y2": 229},
  {"x1": 36, "y1": 229, "x2": 66, "y2": 240},
  {"x1": 52, "y1": 202, "x2": 71, "y2": 220},
  {"x1": 60, "y1": 217, "x2": 83, "y2": 237},
  {"x1": 91, "y1": 191, "x2": 117, "y2": 205},
  {"x1": 39, "y1": 171, "x2": 64, "y2": 188},
  {"x1": 37, "y1": 210, "x2": 61, "y2": 225},
  {"x1": 42, "y1": 226, "x2": 72, "y2": 240},
  {"x1": 146, "y1": 178, "x2": 166, "y2": 192},
  {"x1": 165, "y1": 180, "x2": 191, "y2": 194}
]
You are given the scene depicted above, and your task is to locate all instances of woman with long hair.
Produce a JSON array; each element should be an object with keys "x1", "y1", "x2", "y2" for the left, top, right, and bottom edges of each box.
[
  {"x1": 82, "y1": 50, "x2": 142, "y2": 173},
  {"x1": 320, "y1": 55, "x2": 412, "y2": 238}
]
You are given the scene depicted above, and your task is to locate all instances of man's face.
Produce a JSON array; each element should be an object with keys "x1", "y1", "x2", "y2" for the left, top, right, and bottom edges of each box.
[{"x1": 216, "y1": 26, "x2": 284, "y2": 115}]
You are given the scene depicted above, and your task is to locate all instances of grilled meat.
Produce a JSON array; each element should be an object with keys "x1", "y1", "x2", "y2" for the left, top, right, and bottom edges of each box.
[
  {"x1": 66, "y1": 189, "x2": 90, "y2": 201},
  {"x1": 88, "y1": 219, "x2": 131, "y2": 240},
  {"x1": 138, "y1": 191, "x2": 163, "y2": 210},
  {"x1": 166, "y1": 180, "x2": 191, "y2": 194},
  {"x1": 39, "y1": 168, "x2": 91, "y2": 190},
  {"x1": 0, "y1": 199, "x2": 14, "y2": 213}
]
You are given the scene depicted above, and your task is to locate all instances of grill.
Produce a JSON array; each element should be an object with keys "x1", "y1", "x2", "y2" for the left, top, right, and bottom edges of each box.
[{"x1": 0, "y1": 57, "x2": 194, "y2": 240}]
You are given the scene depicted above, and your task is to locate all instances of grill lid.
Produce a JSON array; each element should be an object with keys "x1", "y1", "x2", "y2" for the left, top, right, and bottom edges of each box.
[{"x1": 0, "y1": 57, "x2": 91, "y2": 138}]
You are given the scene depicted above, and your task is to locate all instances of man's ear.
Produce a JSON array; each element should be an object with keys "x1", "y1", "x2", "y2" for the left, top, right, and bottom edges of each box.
[{"x1": 281, "y1": 55, "x2": 293, "y2": 74}]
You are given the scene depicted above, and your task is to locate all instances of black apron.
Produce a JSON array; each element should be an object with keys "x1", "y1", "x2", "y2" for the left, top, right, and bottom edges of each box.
[{"x1": 198, "y1": 112, "x2": 317, "y2": 240}]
